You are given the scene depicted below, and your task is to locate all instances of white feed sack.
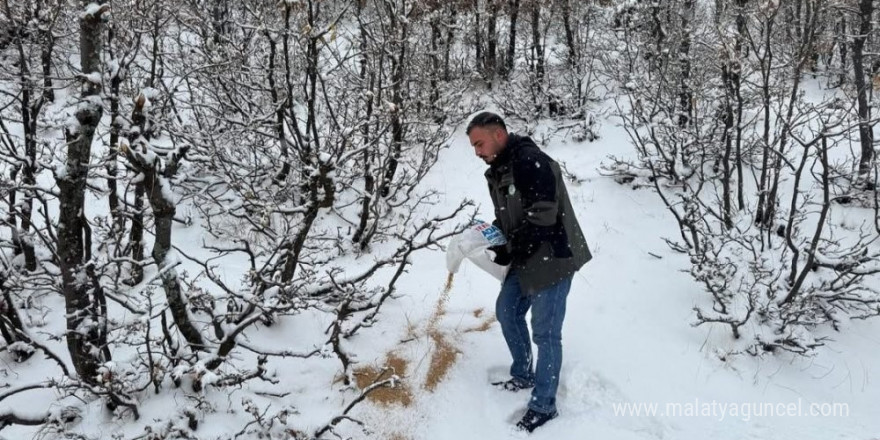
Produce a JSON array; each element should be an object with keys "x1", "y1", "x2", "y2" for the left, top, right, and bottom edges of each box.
[{"x1": 446, "y1": 220, "x2": 509, "y2": 283}]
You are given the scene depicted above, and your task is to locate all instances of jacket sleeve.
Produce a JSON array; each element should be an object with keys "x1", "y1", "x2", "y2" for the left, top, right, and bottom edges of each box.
[
  {"x1": 503, "y1": 150, "x2": 559, "y2": 262},
  {"x1": 511, "y1": 151, "x2": 558, "y2": 228}
]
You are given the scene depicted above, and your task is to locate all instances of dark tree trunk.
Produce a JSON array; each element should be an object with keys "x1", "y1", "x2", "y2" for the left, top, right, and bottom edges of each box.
[
  {"x1": 486, "y1": 0, "x2": 497, "y2": 81},
  {"x1": 431, "y1": 15, "x2": 442, "y2": 106},
  {"x1": 353, "y1": 4, "x2": 375, "y2": 246},
  {"x1": 212, "y1": 0, "x2": 228, "y2": 44},
  {"x1": 444, "y1": 7, "x2": 456, "y2": 81},
  {"x1": 530, "y1": 1, "x2": 544, "y2": 82},
  {"x1": 107, "y1": 24, "x2": 123, "y2": 231},
  {"x1": 852, "y1": 0, "x2": 875, "y2": 185},
  {"x1": 475, "y1": 0, "x2": 482, "y2": 72},
  {"x1": 718, "y1": 4, "x2": 734, "y2": 229},
  {"x1": 380, "y1": 1, "x2": 406, "y2": 198},
  {"x1": 677, "y1": 0, "x2": 694, "y2": 128},
  {"x1": 129, "y1": 12, "x2": 164, "y2": 285},
  {"x1": 0, "y1": 273, "x2": 31, "y2": 360},
  {"x1": 128, "y1": 182, "x2": 145, "y2": 284},
  {"x1": 356, "y1": 35, "x2": 386, "y2": 249},
  {"x1": 280, "y1": 169, "x2": 326, "y2": 281},
  {"x1": 755, "y1": 9, "x2": 776, "y2": 229},
  {"x1": 122, "y1": 96, "x2": 205, "y2": 350},
  {"x1": 561, "y1": 0, "x2": 577, "y2": 66},
  {"x1": 14, "y1": 37, "x2": 39, "y2": 272},
  {"x1": 837, "y1": 14, "x2": 847, "y2": 86},
  {"x1": 58, "y1": 1, "x2": 110, "y2": 384},
  {"x1": 5, "y1": 167, "x2": 19, "y2": 259},
  {"x1": 38, "y1": 14, "x2": 54, "y2": 104},
  {"x1": 280, "y1": 0, "x2": 333, "y2": 280},
  {"x1": 504, "y1": 0, "x2": 519, "y2": 76},
  {"x1": 650, "y1": 1, "x2": 665, "y2": 63},
  {"x1": 734, "y1": 0, "x2": 746, "y2": 210},
  {"x1": 266, "y1": 33, "x2": 290, "y2": 184}
]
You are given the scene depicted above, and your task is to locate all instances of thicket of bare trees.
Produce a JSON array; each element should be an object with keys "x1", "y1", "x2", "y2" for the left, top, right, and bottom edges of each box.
[
  {"x1": 0, "y1": 0, "x2": 466, "y2": 437},
  {"x1": 479, "y1": 0, "x2": 606, "y2": 140},
  {"x1": 606, "y1": 0, "x2": 880, "y2": 356},
  {"x1": 0, "y1": 0, "x2": 609, "y2": 437}
]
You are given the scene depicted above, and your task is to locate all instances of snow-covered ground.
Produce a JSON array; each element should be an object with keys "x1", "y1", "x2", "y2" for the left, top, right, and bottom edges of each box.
[{"x1": 341, "y1": 112, "x2": 880, "y2": 439}]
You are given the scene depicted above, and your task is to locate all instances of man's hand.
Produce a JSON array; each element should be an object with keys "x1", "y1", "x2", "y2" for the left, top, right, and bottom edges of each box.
[{"x1": 488, "y1": 244, "x2": 513, "y2": 266}]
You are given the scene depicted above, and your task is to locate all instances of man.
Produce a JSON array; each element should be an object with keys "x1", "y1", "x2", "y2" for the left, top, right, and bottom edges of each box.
[{"x1": 467, "y1": 112, "x2": 592, "y2": 433}]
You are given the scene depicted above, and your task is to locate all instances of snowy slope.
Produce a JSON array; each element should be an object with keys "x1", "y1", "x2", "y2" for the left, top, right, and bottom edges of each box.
[{"x1": 344, "y1": 111, "x2": 880, "y2": 440}]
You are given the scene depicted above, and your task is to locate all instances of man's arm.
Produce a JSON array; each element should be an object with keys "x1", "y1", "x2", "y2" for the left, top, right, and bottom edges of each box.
[
  {"x1": 508, "y1": 150, "x2": 558, "y2": 259},
  {"x1": 513, "y1": 151, "x2": 558, "y2": 227}
]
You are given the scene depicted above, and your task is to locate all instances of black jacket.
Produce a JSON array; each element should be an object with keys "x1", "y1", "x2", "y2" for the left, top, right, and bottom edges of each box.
[{"x1": 485, "y1": 134, "x2": 592, "y2": 294}]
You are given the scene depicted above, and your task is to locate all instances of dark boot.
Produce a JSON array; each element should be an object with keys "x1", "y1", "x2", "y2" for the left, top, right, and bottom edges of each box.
[
  {"x1": 515, "y1": 408, "x2": 558, "y2": 433},
  {"x1": 491, "y1": 378, "x2": 534, "y2": 392}
]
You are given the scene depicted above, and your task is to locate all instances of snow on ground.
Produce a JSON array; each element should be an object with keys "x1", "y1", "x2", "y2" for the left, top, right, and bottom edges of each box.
[{"x1": 347, "y1": 110, "x2": 880, "y2": 440}]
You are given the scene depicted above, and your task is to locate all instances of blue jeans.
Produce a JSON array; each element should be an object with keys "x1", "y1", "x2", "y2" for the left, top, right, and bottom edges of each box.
[{"x1": 495, "y1": 268, "x2": 572, "y2": 414}]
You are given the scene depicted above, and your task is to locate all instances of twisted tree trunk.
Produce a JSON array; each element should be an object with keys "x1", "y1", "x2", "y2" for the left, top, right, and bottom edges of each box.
[
  {"x1": 121, "y1": 95, "x2": 204, "y2": 350},
  {"x1": 58, "y1": 1, "x2": 110, "y2": 383}
]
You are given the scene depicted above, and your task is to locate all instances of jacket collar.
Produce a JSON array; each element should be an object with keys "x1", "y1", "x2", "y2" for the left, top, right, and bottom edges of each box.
[{"x1": 488, "y1": 134, "x2": 519, "y2": 173}]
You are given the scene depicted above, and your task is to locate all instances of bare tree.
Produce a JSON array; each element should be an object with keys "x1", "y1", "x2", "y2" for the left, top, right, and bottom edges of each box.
[
  {"x1": 57, "y1": 0, "x2": 111, "y2": 384},
  {"x1": 851, "y1": 0, "x2": 874, "y2": 187},
  {"x1": 504, "y1": 0, "x2": 520, "y2": 77}
]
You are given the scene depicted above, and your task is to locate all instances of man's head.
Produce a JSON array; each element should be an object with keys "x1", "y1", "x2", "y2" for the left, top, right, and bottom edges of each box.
[{"x1": 467, "y1": 112, "x2": 508, "y2": 164}]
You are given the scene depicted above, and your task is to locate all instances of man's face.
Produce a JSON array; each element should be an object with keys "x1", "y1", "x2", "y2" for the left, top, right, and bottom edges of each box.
[{"x1": 469, "y1": 126, "x2": 506, "y2": 164}]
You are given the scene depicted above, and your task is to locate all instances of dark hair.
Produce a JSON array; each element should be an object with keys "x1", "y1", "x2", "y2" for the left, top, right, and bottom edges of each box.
[{"x1": 466, "y1": 112, "x2": 507, "y2": 135}]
